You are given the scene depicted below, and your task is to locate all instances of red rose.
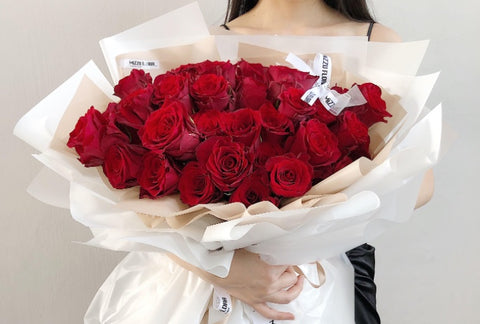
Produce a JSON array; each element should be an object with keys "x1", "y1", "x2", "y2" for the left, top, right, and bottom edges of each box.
[
  {"x1": 259, "y1": 102, "x2": 295, "y2": 146},
  {"x1": 116, "y1": 85, "x2": 154, "y2": 129},
  {"x1": 178, "y1": 162, "x2": 222, "y2": 206},
  {"x1": 138, "y1": 152, "x2": 179, "y2": 198},
  {"x1": 221, "y1": 108, "x2": 262, "y2": 148},
  {"x1": 265, "y1": 154, "x2": 313, "y2": 198},
  {"x1": 348, "y1": 83, "x2": 392, "y2": 127},
  {"x1": 334, "y1": 111, "x2": 370, "y2": 159},
  {"x1": 253, "y1": 141, "x2": 285, "y2": 168},
  {"x1": 278, "y1": 87, "x2": 318, "y2": 123},
  {"x1": 113, "y1": 69, "x2": 152, "y2": 99},
  {"x1": 191, "y1": 74, "x2": 232, "y2": 112},
  {"x1": 174, "y1": 60, "x2": 236, "y2": 88},
  {"x1": 235, "y1": 60, "x2": 267, "y2": 82},
  {"x1": 102, "y1": 102, "x2": 141, "y2": 146},
  {"x1": 230, "y1": 170, "x2": 278, "y2": 207},
  {"x1": 151, "y1": 73, "x2": 192, "y2": 111},
  {"x1": 102, "y1": 143, "x2": 146, "y2": 189},
  {"x1": 67, "y1": 106, "x2": 106, "y2": 167},
  {"x1": 101, "y1": 102, "x2": 133, "y2": 146},
  {"x1": 286, "y1": 119, "x2": 341, "y2": 167},
  {"x1": 313, "y1": 101, "x2": 337, "y2": 125},
  {"x1": 235, "y1": 77, "x2": 268, "y2": 110},
  {"x1": 193, "y1": 110, "x2": 224, "y2": 138},
  {"x1": 313, "y1": 155, "x2": 353, "y2": 180},
  {"x1": 139, "y1": 100, "x2": 200, "y2": 161},
  {"x1": 102, "y1": 102, "x2": 119, "y2": 126},
  {"x1": 267, "y1": 65, "x2": 317, "y2": 99},
  {"x1": 197, "y1": 137, "x2": 252, "y2": 192}
]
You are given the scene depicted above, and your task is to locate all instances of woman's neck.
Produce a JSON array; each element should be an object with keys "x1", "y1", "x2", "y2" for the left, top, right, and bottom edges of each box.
[{"x1": 229, "y1": 0, "x2": 350, "y2": 34}]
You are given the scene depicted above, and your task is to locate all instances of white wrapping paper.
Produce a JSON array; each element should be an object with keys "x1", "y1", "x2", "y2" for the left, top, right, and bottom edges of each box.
[
  {"x1": 84, "y1": 252, "x2": 354, "y2": 324},
  {"x1": 14, "y1": 3, "x2": 445, "y2": 323}
]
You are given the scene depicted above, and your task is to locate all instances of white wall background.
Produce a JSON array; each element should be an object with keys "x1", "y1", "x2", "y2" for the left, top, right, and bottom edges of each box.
[{"x1": 1, "y1": 0, "x2": 478, "y2": 323}]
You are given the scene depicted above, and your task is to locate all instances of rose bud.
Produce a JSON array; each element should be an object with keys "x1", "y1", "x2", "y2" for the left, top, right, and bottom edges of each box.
[
  {"x1": 67, "y1": 106, "x2": 107, "y2": 167},
  {"x1": 347, "y1": 83, "x2": 392, "y2": 127},
  {"x1": 178, "y1": 161, "x2": 222, "y2": 206},
  {"x1": 151, "y1": 73, "x2": 193, "y2": 112},
  {"x1": 113, "y1": 69, "x2": 152, "y2": 99},
  {"x1": 235, "y1": 77, "x2": 268, "y2": 110},
  {"x1": 259, "y1": 101, "x2": 295, "y2": 146},
  {"x1": 116, "y1": 85, "x2": 154, "y2": 129},
  {"x1": 196, "y1": 137, "x2": 252, "y2": 192},
  {"x1": 313, "y1": 155, "x2": 353, "y2": 181},
  {"x1": 313, "y1": 101, "x2": 337, "y2": 125},
  {"x1": 265, "y1": 154, "x2": 314, "y2": 198},
  {"x1": 267, "y1": 65, "x2": 317, "y2": 100},
  {"x1": 230, "y1": 170, "x2": 278, "y2": 207},
  {"x1": 138, "y1": 152, "x2": 180, "y2": 199},
  {"x1": 286, "y1": 119, "x2": 341, "y2": 167},
  {"x1": 176, "y1": 60, "x2": 236, "y2": 86},
  {"x1": 193, "y1": 110, "x2": 224, "y2": 138},
  {"x1": 220, "y1": 108, "x2": 262, "y2": 148},
  {"x1": 334, "y1": 110, "x2": 371, "y2": 159},
  {"x1": 235, "y1": 60, "x2": 268, "y2": 83},
  {"x1": 278, "y1": 87, "x2": 319, "y2": 123},
  {"x1": 253, "y1": 141, "x2": 285, "y2": 169},
  {"x1": 102, "y1": 143, "x2": 146, "y2": 189},
  {"x1": 190, "y1": 73, "x2": 231, "y2": 112},
  {"x1": 139, "y1": 100, "x2": 200, "y2": 161}
]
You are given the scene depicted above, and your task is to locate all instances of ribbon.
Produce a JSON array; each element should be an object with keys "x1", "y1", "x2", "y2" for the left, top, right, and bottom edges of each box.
[{"x1": 286, "y1": 53, "x2": 367, "y2": 116}]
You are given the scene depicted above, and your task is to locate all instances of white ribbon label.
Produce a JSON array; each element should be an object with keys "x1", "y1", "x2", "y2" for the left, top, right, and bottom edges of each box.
[
  {"x1": 316, "y1": 54, "x2": 332, "y2": 86},
  {"x1": 121, "y1": 59, "x2": 160, "y2": 70},
  {"x1": 286, "y1": 53, "x2": 367, "y2": 116},
  {"x1": 213, "y1": 286, "x2": 232, "y2": 314}
]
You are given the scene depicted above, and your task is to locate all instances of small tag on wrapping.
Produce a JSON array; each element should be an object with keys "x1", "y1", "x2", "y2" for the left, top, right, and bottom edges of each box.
[
  {"x1": 121, "y1": 59, "x2": 160, "y2": 70},
  {"x1": 213, "y1": 286, "x2": 232, "y2": 314}
]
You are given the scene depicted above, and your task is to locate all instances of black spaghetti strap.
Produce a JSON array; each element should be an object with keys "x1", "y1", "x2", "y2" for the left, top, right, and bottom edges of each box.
[
  {"x1": 221, "y1": 23, "x2": 230, "y2": 31},
  {"x1": 367, "y1": 22, "x2": 375, "y2": 41}
]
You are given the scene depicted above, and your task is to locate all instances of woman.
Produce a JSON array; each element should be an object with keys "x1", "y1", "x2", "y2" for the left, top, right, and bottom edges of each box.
[{"x1": 176, "y1": 0, "x2": 434, "y2": 322}]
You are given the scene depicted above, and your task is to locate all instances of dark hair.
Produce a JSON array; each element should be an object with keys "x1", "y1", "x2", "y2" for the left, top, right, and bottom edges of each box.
[{"x1": 225, "y1": 0, "x2": 375, "y2": 24}]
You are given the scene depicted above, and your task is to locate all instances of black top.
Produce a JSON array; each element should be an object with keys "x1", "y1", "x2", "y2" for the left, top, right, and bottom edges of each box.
[
  {"x1": 367, "y1": 21, "x2": 375, "y2": 41},
  {"x1": 221, "y1": 21, "x2": 376, "y2": 40}
]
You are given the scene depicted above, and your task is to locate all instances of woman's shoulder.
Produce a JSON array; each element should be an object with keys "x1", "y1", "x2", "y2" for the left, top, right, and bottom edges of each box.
[{"x1": 369, "y1": 23, "x2": 402, "y2": 42}]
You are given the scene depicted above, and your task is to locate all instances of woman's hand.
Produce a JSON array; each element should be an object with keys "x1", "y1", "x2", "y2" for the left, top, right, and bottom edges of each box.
[
  {"x1": 168, "y1": 249, "x2": 304, "y2": 321},
  {"x1": 208, "y1": 249, "x2": 304, "y2": 321}
]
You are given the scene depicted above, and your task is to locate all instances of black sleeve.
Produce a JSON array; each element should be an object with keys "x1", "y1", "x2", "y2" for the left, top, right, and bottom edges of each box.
[{"x1": 346, "y1": 244, "x2": 381, "y2": 324}]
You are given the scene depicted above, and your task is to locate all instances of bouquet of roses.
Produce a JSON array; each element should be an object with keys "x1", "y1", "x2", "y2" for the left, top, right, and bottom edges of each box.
[
  {"x1": 14, "y1": 3, "x2": 444, "y2": 324},
  {"x1": 68, "y1": 59, "x2": 390, "y2": 210}
]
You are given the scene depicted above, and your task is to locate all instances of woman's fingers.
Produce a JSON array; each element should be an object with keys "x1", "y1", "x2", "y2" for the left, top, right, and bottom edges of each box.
[
  {"x1": 251, "y1": 276, "x2": 304, "y2": 321},
  {"x1": 267, "y1": 275, "x2": 304, "y2": 304},
  {"x1": 253, "y1": 303, "x2": 295, "y2": 321},
  {"x1": 272, "y1": 266, "x2": 298, "y2": 290}
]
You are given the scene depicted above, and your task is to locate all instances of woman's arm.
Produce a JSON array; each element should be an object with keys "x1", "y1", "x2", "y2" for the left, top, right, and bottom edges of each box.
[
  {"x1": 415, "y1": 169, "x2": 435, "y2": 209},
  {"x1": 168, "y1": 249, "x2": 304, "y2": 321}
]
